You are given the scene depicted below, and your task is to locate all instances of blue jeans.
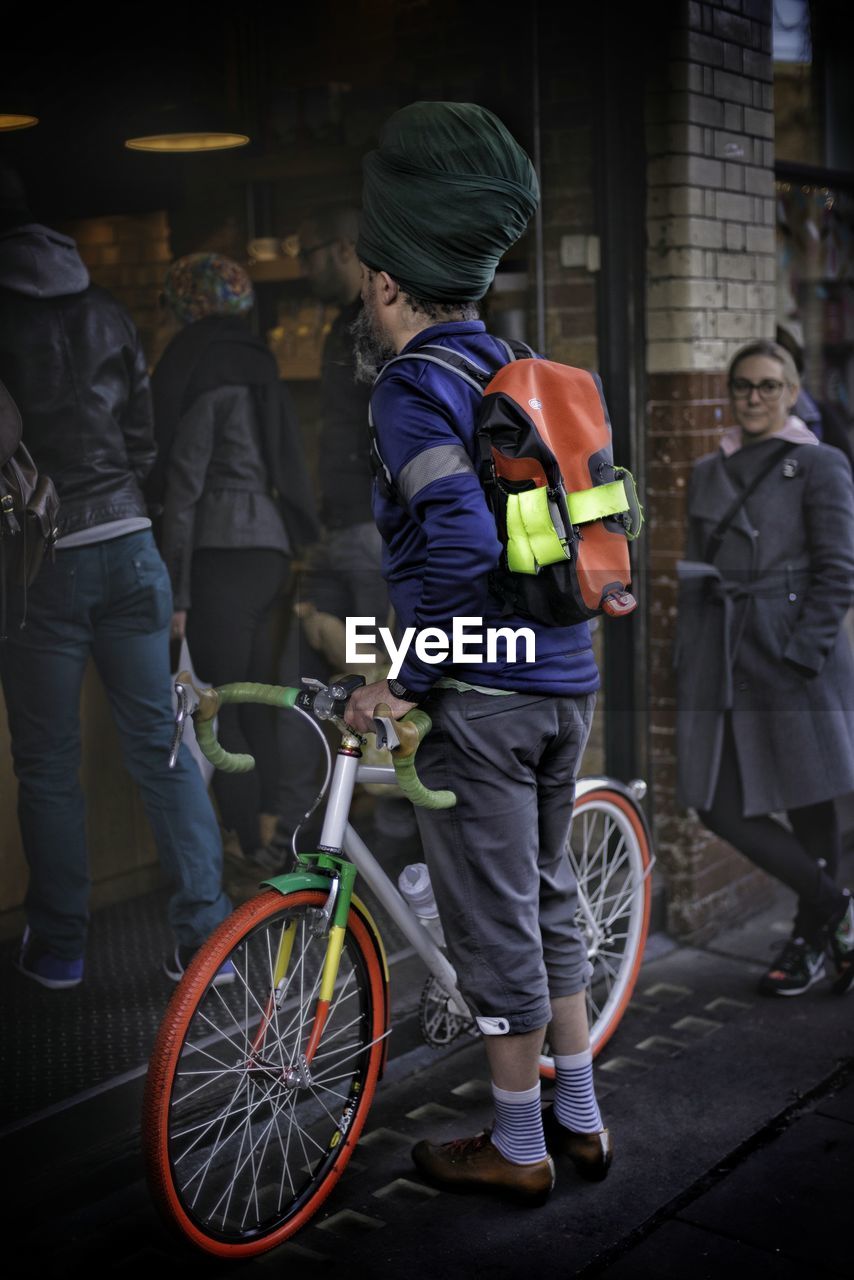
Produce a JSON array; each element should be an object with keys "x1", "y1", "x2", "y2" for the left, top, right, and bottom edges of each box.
[{"x1": 0, "y1": 529, "x2": 231, "y2": 959}]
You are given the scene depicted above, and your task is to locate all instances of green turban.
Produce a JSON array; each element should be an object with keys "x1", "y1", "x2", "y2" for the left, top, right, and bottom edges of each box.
[{"x1": 357, "y1": 101, "x2": 539, "y2": 302}]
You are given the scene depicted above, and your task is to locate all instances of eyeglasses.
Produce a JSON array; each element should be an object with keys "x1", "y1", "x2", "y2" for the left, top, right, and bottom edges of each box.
[
  {"x1": 730, "y1": 378, "x2": 786, "y2": 401},
  {"x1": 298, "y1": 239, "x2": 337, "y2": 265}
]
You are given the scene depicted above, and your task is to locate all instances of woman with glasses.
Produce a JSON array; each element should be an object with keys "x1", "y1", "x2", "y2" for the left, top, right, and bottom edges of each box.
[{"x1": 676, "y1": 339, "x2": 854, "y2": 997}]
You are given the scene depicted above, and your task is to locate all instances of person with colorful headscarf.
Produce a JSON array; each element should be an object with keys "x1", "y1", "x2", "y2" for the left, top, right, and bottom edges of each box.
[
  {"x1": 344, "y1": 102, "x2": 611, "y2": 1204},
  {"x1": 154, "y1": 253, "x2": 318, "y2": 873}
]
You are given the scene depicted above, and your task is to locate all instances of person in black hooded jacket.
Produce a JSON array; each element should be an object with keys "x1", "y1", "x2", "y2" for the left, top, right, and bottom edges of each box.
[
  {"x1": 0, "y1": 169, "x2": 232, "y2": 990},
  {"x1": 153, "y1": 253, "x2": 318, "y2": 862}
]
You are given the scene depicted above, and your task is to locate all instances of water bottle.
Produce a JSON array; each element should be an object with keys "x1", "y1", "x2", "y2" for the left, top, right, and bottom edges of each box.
[{"x1": 398, "y1": 863, "x2": 445, "y2": 947}]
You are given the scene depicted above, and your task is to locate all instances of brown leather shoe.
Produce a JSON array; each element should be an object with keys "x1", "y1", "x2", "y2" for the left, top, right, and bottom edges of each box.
[
  {"x1": 542, "y1": 1105, "x2": 612, "y2": 1182},
  {"x1": 412, "y1": 1131, "x2": 555, "y2": 1205}
]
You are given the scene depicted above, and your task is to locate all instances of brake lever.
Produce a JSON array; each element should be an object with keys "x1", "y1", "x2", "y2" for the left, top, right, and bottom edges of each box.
[
  {"x1": 372, "y1": 714, "x2": 401, "y2": 752},
  {"x1": 169, "y1": 680, "x2": 192, "y2": 769}
]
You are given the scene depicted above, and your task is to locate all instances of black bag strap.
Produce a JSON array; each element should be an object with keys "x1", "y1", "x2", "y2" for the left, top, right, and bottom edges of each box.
[{"x1": 704, "y1": 442, "x2": 792, "y2": 563}]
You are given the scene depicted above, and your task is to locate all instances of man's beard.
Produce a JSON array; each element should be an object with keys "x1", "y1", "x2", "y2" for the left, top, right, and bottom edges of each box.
[{"x1": 350, "y1": 304, "x2": 396, "y2": 384}]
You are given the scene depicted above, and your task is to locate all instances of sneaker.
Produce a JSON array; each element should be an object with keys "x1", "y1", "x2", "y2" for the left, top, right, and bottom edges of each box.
[
  {"x1": 757, "y1": 936, "x2": 825, "y2": 997},
  {"x1": 411, "y1": 1131, "x2": 554, "y2": 1205},
  {"x1": 15, "y1": 928, "x2": 83, "y2": 990},
  {"x1": 164, "y1": 945, "x2": 235, "y2": 987},
  {"x1": 541, "y1": 1104, "x2": 613, "y2": 1182},
  {"x1": 245, "y1": 820, "x2": 299, "y2": 876},
  {"x1": 826, "y1": 894, "x2": 854, "y2": 995}
]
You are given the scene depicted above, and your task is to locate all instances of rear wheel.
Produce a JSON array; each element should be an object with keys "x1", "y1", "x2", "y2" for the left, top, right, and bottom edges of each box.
[
  {"x1": 541, "y1": 788, "x2": 652, "y2": 1075},
  {"x1": 143, "y1": 888, "x2": 387, "y2": 1258}
]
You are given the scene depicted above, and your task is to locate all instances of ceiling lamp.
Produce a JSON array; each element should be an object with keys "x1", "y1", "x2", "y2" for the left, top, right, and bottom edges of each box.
[
  {"x1": 0, "y1": 113, "x2": 39, "y2": 132},
  {"x1": 125, "y1": 130, "x2": 249, "y2": 153},
  {"x1": 124, "y1": 102, "x2": 249, "y2": 153}
]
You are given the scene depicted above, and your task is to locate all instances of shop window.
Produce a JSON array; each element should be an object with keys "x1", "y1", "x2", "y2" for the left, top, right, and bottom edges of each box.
[{"x1": 777, "y1": 180, "x2": 854, "y2": 444}]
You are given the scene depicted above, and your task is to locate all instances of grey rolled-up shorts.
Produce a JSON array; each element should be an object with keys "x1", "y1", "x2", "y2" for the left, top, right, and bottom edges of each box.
[{"x1": 413, "y1": 687, "x2": 596, "y2": 1035}]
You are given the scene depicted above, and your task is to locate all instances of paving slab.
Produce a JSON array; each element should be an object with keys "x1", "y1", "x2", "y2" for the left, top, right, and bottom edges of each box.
[
  {"x1": 597, "y1": 1219, "x2": 825, "y2": 1280},
  {"x1": 675, "y1": 1113, "x2": 853, "y2": 1275}
]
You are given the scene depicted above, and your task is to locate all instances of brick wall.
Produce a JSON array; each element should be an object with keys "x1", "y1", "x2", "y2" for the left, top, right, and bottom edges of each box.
[
  {"x1": 57, "y1": 211, "x2": 173, "y2": 365},
  {"x1": 645, "y1": 0, "x2": 777, "y2": 941},
  {"x1": 646, "y1": 1, "x2": 777, "y2": 372}
]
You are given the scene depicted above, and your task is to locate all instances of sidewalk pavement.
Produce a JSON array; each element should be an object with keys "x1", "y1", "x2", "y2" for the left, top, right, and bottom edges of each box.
[{"x1": 2, "y1": 848, "x2": 852, "y2": 1278}]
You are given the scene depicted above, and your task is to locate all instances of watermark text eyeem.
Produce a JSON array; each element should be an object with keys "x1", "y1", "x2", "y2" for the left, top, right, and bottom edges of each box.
[{"x1": 346, "y1": 616, "x2": 536, "y2": 679}]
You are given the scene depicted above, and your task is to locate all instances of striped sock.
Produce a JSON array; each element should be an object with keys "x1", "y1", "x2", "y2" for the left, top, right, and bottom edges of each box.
[
  {"x1": 491, "y1": 1082, "x2": 548, "y2": 1165},
  {"x1": 553, "y1": 1048, "x2": 603, "y2": 1134}
]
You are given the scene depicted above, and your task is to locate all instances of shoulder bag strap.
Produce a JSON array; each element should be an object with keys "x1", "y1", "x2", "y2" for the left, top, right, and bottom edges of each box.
[{"x1": 704, "y1": 441, "x2": 793, "y2": 563}]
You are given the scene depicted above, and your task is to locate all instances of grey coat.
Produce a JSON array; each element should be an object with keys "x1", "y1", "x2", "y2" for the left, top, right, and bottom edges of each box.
[
  {"x1": 675, "y1": 434, "x2": 854, "y2": 816},
  {"x1": 160, "y1": 385, "x2": 291, "y2": 609}
]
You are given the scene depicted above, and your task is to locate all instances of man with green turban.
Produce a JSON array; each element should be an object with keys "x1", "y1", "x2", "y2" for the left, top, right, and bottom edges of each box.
[
  {"x1": 357, "y1": 100, "x2": 539, "y2": 303},
  {"x1": 345, "y1": 102, "x2": 611, "y2": 1205}
]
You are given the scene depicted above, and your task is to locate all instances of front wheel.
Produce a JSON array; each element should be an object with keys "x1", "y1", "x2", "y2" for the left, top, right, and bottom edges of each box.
[
  {"x1": 541, "y1": 787, "x2": 652, "y2": 1075},
  {"x1": 143, "y1": 888, "x2": 387, "y2": 1258}
]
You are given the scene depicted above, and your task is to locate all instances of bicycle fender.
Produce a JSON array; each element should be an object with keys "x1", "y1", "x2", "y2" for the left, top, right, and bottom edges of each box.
[
  {"x1": 261, "y1": 871, "x2": 336, "y2": 895},
  {"x1": 351, "y1": 892, "x2": 392, "y2": 1080},
  {"x1": 350, "y1": 892, "x2": 390, "y2": 986},
  {"x1": 575, "y1": 776, "x2": 654, "y2": 858},
  {"x1": 260, "y1": 875, "x2": 390, "y2": 979}
]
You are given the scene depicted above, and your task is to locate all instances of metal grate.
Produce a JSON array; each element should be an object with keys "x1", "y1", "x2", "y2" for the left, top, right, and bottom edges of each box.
[{"x1": 1, "y1": 889, "x2": 176, "y2": 1129}]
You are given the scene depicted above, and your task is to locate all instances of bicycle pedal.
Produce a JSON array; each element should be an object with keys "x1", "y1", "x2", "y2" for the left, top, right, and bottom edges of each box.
[{"x1": 419, "y1": 975, "x2": 476, "y2": 1047}]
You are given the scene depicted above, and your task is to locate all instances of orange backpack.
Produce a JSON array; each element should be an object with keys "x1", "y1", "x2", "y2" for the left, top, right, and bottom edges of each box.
[{"x1": 372, "y1": 339, "x2": 643, "y2": 627}]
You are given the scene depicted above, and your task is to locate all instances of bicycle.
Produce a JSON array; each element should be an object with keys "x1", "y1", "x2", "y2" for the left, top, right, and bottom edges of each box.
[{"x1": 143, "y1": 674, "x2": 653, "y2": 1258}]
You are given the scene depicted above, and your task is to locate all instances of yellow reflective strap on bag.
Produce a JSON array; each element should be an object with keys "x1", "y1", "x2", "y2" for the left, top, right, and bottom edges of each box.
[
  {"x1": 505, "y1": 493, "x2": 538, "y2": 573},
  {"x1": 566, "y1": 480, "x2": 628, "y2": 525},
  {"x1": 565, "y1": 471, "x2": 644, "y2": 539},
  {"x1": 506, "y1": 487, "x2": 568, "y2": 573}
]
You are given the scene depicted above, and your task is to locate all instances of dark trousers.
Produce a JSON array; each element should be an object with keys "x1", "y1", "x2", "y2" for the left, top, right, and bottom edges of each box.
[
  {"x1": 0, "y1": 530, "x2": 230, "y2": 958},
  {"x1": 414, "y1": 689, "x2": 596, "y2": 1034},
  {"x1": 275, "y1": 523, "x2": 388, "y2": 834},
  {"x1": 697, "y1": 717, "x2": 846, "y2": 944},
  {"x1": 186, "y1": 548, "x2": 289, "y2": 856}
]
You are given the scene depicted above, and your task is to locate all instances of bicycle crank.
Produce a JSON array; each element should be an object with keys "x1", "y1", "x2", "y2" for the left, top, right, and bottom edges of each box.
[{"x1": 419, "y1": 975, "x2": 477, "y2": 1047}]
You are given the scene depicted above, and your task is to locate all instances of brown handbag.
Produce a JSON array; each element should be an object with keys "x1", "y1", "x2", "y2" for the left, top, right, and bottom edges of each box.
[{"x1": 0, "y1": 377, "x2": 60, "y2": 636}]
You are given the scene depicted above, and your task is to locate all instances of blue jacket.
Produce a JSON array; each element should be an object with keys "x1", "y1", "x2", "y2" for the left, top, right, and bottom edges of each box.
[{"x1": 370, "y1": 319, "x2": 599, "y2": 696}]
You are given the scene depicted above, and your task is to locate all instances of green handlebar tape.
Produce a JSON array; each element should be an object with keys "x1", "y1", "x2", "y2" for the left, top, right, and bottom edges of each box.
[
  {"x1": 194, "y1": 717, "x2": 255, "y2": 773},
  {"x1": 393, "y1": 754, "x2": 457, "y2": 809},
  {"x1": 394, "y1": 709, "x2": 457, "y2": 809},
  {"x1": 400, "y1": 708, "x2": 433, "y2": 743},
  {"x1": 191, "y1": 686, "x2": 456, "y2": 808},
  {"x1": 214, "y1": 683, "x2": 299, "y2": 709},
  {"x1": 193, "y1": 684, "x2": 298, "y2": 773}
]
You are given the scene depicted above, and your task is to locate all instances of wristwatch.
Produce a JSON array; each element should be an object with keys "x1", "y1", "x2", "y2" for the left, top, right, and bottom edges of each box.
[{"x1": 387, "y1": 678, "x2": 421, "y2": 703}]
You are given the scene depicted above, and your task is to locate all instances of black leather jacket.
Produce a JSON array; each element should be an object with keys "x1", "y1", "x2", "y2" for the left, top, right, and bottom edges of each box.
[{"x1": 0, "y1": 224, "x2": 155, "y2": 537}]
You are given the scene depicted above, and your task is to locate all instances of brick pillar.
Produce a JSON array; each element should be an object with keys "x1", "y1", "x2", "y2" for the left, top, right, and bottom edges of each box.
[{"x1": 645, "y1": 0, "x2": 778, "y2": 941}]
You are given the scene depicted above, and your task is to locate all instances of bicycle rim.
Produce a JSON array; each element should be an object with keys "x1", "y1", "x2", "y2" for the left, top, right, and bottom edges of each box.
[
  {"x1": 541, "y1": 789, "x2": 651, "y2": 1074},
  {"x1": 143, "y1": 889, "x2": 387, "y2": 1257}
]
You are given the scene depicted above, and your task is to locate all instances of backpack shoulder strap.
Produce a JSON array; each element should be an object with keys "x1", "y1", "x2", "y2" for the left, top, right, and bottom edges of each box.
[
  {"x1": 367, "y1": 337, "x2": 530, "y2": 503},
  {"x1": 496, "y1": 337, "x2": 535, "y2": 362},
  {"x1": 376, "y1": 346, "x2": 493, "y2": 393}
]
